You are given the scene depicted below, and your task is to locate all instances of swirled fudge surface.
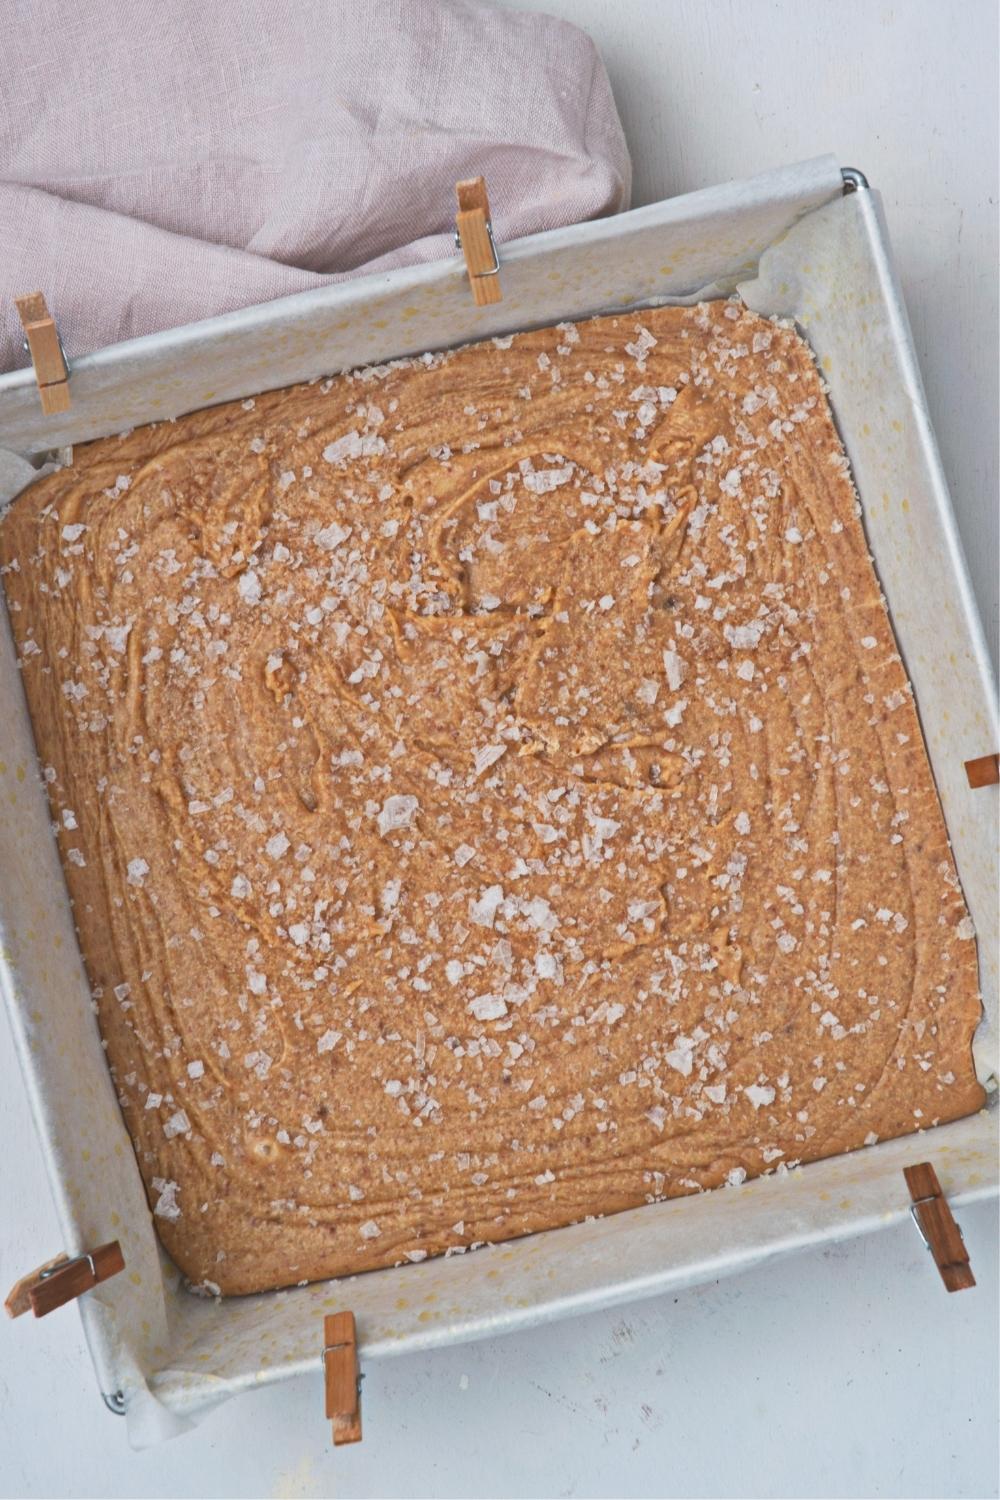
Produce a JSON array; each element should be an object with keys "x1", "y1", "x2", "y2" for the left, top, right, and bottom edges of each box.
[{"x1": 0, "y1": 302, "x2": 983, "y2": 1295}]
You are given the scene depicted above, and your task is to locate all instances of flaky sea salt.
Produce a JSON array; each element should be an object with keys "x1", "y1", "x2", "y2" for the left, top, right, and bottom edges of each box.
[
  {"x1": 152, "y1": 1179, "x2": 181, "y2": 1221},
  {"x1": 474, "y1": 743, "x2": 507, "y2": 776},
  {"x1": 237, "y1": 571, "x2": 262, "y2": 605},
  {"x1": 469, "y1": 993, "x2": 507, "y2": 1022},
  {"x1": 377, "y1": 794, "x2": 419, "y2": 836},
  {"x1": 322, "y1": 432, "x2": 386, "y2": 466},
  {"x1": 523, "y1": 467, "x2": 573, "y2": 494},
  {"x1": 724, "y1": 619, "x2": 766, "y2": 650},
  {"x1": 532, "y1": 822, "x2": 560, "y2": 843},
  {"x1": 469, "y1": 884, "x2": 504, "y2": 928},
  {"x1": 744, "y1": 1084, "x2": 776, "y2": 1110},
  {"x1": 664, "y1": 1037, "x2": 695, "y2": 1076},
  {"x1": 625, "y1": 327, "x2": 656, "y2": 361},
  {"x1": 314, "y1": 521, "x2": 353, "y2": 550},
  {"x1": 662, "y1": 648, "x2": 687, "y2": 692}
]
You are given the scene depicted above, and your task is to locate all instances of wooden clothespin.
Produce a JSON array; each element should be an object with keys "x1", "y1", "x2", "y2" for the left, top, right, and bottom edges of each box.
[
  {"x1": 904, "y1": 1163, "x2": 974, "y2": 1292},
  {"x1": 455, "y1": 178, "x2": 502, "y2": 306},
  {"x1": 5, "y1": 1241, "x2": 125, "y2": 1319},
  {"x1": 965, "y1": 753, "x2": 999, "y2": 789},
  {"x1": 324, "y1": 1311, "x2": 362, "y2": 1445},
  {"x1": 15, "y1": 292, "x2": 71, "y2": 415}
]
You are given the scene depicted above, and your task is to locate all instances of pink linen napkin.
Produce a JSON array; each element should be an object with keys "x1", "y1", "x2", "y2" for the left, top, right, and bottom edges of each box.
[{"x1": 0, "y1": 0, "x2": 630, "y2": 373}]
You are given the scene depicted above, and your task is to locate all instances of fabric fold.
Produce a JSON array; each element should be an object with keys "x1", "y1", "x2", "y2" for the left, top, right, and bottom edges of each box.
[{"x1": 0, "y1": 0, "x2": 630, "y2": 371}]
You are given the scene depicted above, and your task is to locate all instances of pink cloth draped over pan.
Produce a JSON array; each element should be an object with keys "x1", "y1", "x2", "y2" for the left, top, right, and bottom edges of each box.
[{"x1": 0, "y1": 0, "x2": 630, "y2": 372}]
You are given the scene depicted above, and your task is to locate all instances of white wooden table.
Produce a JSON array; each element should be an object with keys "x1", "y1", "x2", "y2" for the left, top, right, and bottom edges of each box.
[{"x1": 1, "y1": 2, "x2": 996, "y2": 1495}]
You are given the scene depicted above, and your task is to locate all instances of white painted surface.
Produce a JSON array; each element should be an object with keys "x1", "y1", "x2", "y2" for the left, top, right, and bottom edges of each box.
[{"x1": 1, "y1": 1, "x2": 996, "y2": 1495}]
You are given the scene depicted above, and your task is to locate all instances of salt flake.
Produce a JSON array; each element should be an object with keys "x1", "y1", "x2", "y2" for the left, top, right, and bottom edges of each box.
[
  {"x1": 744, "y1": 1084, "x2": 775, "y2": 1110},
  {"x1": 469, "y1": 993, "x2": 507, "y2": 1022},
  {"x1": 377, "y1": 794, "x2": 419, "y2": 836},
  {"x1": 474, "y1": 743, "x2": 507, "y2": 777}
]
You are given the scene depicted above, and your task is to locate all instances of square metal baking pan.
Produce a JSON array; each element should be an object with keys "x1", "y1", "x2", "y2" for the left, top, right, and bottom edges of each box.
[{"x1": 0, "y1": 154, "x2": 995, "y2": 1445}]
